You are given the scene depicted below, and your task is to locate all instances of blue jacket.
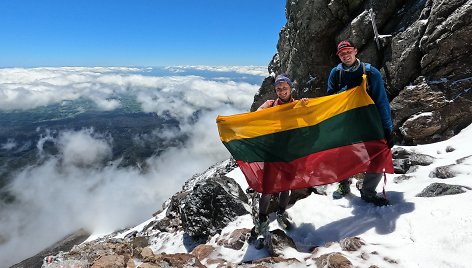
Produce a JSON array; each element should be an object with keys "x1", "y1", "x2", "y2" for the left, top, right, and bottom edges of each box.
[{"x1": 327, "y1": 61, "x2": 393, "y2": 133}]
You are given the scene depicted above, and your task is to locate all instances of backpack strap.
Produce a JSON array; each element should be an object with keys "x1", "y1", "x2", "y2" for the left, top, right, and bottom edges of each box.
[
  {"x1": 336, "y1": 62, "x2": 372, "y2": 94},
  {"x1": 336, "y1": 63, "x2": 343, "y2": 90}
]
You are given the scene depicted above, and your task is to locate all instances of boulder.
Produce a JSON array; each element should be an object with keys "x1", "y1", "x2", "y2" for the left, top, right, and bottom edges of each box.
[
  {"x1": 416, "y1": 182, "x2": 470, "y2": 197},
  {"x1": 180, "y1": 176, "x2": 249, "y2": 239}
]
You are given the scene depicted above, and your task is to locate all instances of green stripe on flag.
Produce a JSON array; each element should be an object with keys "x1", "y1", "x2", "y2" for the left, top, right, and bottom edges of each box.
[{"x1": 223, "y1": 105, "x2": 384, "y2": 162}]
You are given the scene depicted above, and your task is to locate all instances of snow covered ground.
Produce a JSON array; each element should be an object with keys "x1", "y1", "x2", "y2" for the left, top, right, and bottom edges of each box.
[{"x1": 135, "y1": 123, "x2": 472, "y2": 267}]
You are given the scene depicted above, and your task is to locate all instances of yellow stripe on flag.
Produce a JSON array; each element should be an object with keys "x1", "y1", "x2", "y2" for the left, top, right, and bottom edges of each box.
[{"x1": 217, "y1": 75, "x2": 372, "y2": 142}]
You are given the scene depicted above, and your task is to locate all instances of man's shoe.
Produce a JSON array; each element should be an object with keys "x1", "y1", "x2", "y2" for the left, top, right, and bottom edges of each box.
[
  {"x1": 361, "y1": 194, "x2": 389, "y2": 206},
  {"x1": 332, "y1": 182, "x2": 351, "y2": 199},
  {"x1": 276, "y1": 211, "x2": 292, "y2": 230}
]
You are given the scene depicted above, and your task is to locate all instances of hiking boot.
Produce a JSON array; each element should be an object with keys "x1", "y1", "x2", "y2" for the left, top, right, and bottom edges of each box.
[
  {"x1": 361, "y1": 194, "x2": 389, "y2": 206},
  {"x1": 332, "y1": 182, "x2": 351, "y2": 199},
  {"x1": 254, "y1": 218, "x2": 270, "y2": 236},
  {"x1": 276, "y1": 211, "x2": 292, "y2": 230}
]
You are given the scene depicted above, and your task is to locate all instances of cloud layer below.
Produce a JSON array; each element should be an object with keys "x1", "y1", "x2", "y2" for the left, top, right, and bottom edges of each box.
[
  {"x1": 0, "y1": 66, "x2": 265, "y2": 113},
  {"x1": 0, "y1": 66, "x2": 263, "y2": 266}
]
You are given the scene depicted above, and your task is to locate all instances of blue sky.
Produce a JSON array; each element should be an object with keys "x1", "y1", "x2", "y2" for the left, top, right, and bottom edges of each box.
[{"x1": 0, "y1": 0, "x2": 286, "y2": 67}]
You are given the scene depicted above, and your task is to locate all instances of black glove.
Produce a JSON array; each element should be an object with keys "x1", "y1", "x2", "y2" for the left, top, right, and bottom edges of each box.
[{"x1": 384, "y1": 129, "x2": 394, "y2": 148}]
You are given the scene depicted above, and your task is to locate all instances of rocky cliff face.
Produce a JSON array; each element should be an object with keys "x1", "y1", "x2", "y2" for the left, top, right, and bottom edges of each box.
[{"x1": 252, "y1": 0, "x2": 472, "y2": 145}]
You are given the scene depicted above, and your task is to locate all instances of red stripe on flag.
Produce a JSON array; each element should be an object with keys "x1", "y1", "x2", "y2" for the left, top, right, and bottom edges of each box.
[{"x1": 237, "y1": 139, "x2": 393, "y2": 194}]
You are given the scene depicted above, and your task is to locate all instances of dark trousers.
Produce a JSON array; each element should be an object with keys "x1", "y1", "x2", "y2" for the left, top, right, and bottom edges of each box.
[{"x1": 258, "y1": 191, "x2": 290, "y2": 221}]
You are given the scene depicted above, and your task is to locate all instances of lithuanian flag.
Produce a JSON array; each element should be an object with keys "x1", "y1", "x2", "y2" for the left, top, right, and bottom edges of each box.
[{"x1": 216, "y1": 75, "x2": 393, "y2": 194}]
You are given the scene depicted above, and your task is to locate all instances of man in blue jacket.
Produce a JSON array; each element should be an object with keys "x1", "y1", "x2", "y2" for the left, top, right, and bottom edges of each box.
[{"x1": 327, "y1": 40, "x2": 394, "y2": 206}]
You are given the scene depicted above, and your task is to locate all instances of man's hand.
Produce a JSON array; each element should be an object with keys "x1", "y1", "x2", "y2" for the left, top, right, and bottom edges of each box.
[{"x1": 384, "y1": 129, "x2": 394, "y2": 148}]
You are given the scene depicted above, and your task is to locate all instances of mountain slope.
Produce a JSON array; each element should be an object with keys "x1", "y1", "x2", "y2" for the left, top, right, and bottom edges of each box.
[{"x1": 40, "y1": 124, "x2": 472, "y2": 267}]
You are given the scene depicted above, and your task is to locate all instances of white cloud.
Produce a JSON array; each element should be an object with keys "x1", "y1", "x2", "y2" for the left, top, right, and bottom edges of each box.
[
  {"x1": 0, "y1": 67, "x2": 259, "y2": 266},
  {"x1": 57, "y1": 129, "x2": 112, "y2": 167},
  {"x1": 0, "y1": 68, "x2": 258, "y2": 116},
  {"x1": 1, "y1": 139, "x2": 17, "y2": 150},
  {"x1": 0, "y1": 109, "x2": 238, "y2": 265},
  {"x1": 165, "y1": 65, "x2": 268, "y2": 76}
]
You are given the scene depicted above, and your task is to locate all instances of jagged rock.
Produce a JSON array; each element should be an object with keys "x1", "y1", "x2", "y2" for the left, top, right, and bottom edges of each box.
[
  {"x1": 146, "y1": 192, "x2": 188, "y2": 233},
  {"x1": 251, "y1": 0, "x2": 472, "y2": 145},
  {"x1": 14, "y1": 229, "x2": 90, "y2": 268},
  {"x1": 383, "y1": 256, "x2": 399, "y2": 264},
  {"x1": 456, "y1": 155, "x2": 472, "y2": 164},
  {"x1": 338, "y1": 0, "x2": 406, "y2": 64},
  {"x1": 166, "y1": 192, "x2": 189, "y2": 219},
  {"x1": 360, "y1": 252, "x2": 370, "y2": 260},
  {"x1": 143, "y1": 253, "x2": 206, "y2": 268},
  {"x1": 180, "y1": 176, "x2": 249, "y2": 239},
  {"x1": 126, "y1": 258, "x2": 136, "y2": 268},
  {"x1": 407, "y1": 165, "x2": 420, "y2": 174},
  {"x1": 191, "y1": 244, "x2": 215, "y2": 261},
  {"x1": 91, "y1": 255, "x2": 126, "y2": 268},
  {"x1": 340, "y1": 237, "x2": 365, "y2": 251},
  {"x1": 400, "y1": 110, "x2": 443, "y2": 143},
  {"x1": 254, "y1": 0, "x2": 345, "y2": 104},
  {"x1": 251, "y1": 256, "x2": 302, "y2": 266},
  {"x1": 328, "y1": 0, "x2": 364, "y2": 24},
  {"x1": 124, "y1": 231, "x2": 138, "y2": 239},
  {"x1": 130, "y1": 236, "x2": 148, "y2": 250},
  {"x1": 391, "y1": 147, "x2": 412, "y2": 159},
  {"x1": 206, "y1": 257, "x2": 232, "y2": 267},
  {"x1": 265, "y1": 229, "x2": 297, "y2": 257},
  {"x1": 42, "y1": 259, "x2": 88, "y2": 268},
  {"x1": 393, "y1": 159, "x2": 410, "y2": 174},
  {"x1": 216, "y1": 228, "x2": 250, "y2": 250},
  {"x1": 446, "y1": 146, "x2": 456, "y2": 153},
  {"x1": 140, "y1": 247, "x2": 154, "y2": 260},
  {"x1": 416, "y1": 182, "x2": 470, "y2": 197},
  {"x1": 395, "y1": 0, "x2": 472, "y2": 143},
  {"x1": 41, "y1": 238, "x2": 133, "y2": 268},
  {"x1": 409, "y1": 153, "x2": 435, "y2": 166},
  {"x1": 149, "y1": 216, "x2": 182, "y2": 233},
  {"x1": 392, "y1": 148, "x2": 434, "y2": 174},
  {"x1": 420, "y1": 0, "x2": 472, "y2": 76},
  {"x1": 385, "y1": 19, "x2": 425, "y2": 96},
  {"x1": 315, "y1": 252, "x2": 353, "y2": 268},
  {"x1": 182, "y1": 158, "x2": 239, "y2": 192},
  {"x1": 394, "y1": 175, "x2": 414, "y2": 184},
  {"x1": 391, "y1": 77, "x2": 448, "y2": 141},
  {"x1": 146, "y1": 159, "x2": 244, "y2": 237},
  {"x1": 140, "y1": 263, "x2": 160, "y2": 268},
  {"x1": 429, "y1": 164, "x2": 458, "y2": 179}
]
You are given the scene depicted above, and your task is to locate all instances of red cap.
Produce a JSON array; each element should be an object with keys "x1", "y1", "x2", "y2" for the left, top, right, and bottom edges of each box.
[{"x1": 336, "y1": 40, "x2": 355, "y2": 55}]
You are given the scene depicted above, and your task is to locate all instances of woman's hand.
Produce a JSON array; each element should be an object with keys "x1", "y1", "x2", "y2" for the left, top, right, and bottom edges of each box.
[{"x1": 299, "y1": 98, "x2": 309, "y2": 105}]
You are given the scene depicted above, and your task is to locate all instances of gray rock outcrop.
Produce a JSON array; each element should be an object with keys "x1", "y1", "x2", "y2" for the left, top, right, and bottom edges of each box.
[
  {"x1": 416, "y1": 182, "x2": 471, "y2": 197},
  {"x1": 180, "y1": 175, "x2": 249, "y2": 239},
  {"x1": 251, "y1": 0, "x2": 472, "y2": 145}
]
